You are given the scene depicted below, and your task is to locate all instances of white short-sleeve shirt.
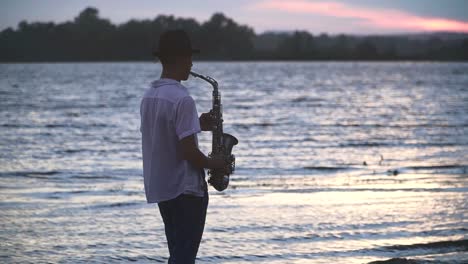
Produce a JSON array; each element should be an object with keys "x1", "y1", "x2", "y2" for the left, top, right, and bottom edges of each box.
[{"x1": 140, "y1": 78, "x2": 206, "y2": 203}]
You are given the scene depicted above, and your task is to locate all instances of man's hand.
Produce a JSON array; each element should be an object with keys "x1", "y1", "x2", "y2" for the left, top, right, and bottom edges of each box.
[
  {"x1": 208, "y1": 156, "x2": 234, "y2": 175},
  {"x1": 208, "y1": 157, "x2": 229, "y2": 169},
  {"x1": 180, "y1": 134, "x2": 233, "y2": 173},
  {"x1": 199, "y1": 112, "x2": 214, "y2": 131}
]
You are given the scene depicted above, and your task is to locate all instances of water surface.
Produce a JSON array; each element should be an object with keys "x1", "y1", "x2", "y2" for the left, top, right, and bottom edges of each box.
[{"x1": 1, "y1": 62, "x2": 467, "y2": 263}]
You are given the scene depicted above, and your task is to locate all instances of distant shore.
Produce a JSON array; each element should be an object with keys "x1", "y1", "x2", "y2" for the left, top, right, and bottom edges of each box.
[{"x1": 1, "y1": 7, "x2": 467, "y2": 62}]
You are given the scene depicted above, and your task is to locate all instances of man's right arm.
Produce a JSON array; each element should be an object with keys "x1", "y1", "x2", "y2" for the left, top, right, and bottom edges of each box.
[{"x1": 179, "y1": 134, "x2": 226, "y2": 169}]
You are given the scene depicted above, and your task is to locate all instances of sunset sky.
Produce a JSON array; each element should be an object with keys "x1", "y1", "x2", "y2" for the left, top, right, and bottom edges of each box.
[{"x1": 1, "y1": 0, "x2": 468, "y2": 34}]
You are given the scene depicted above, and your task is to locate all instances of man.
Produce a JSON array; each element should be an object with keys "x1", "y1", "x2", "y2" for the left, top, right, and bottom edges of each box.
[{"x1": 140, "y1": 29, "x2": 227, "y2": 263}]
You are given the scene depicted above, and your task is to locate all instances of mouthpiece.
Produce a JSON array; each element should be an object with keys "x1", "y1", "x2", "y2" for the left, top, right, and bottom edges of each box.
[
  {"x1": 189, "y1": 71, "x2": 218, "y2": 88},
  {"x1": 190, "y1": 71, "x2": 202, "y2": 78}
]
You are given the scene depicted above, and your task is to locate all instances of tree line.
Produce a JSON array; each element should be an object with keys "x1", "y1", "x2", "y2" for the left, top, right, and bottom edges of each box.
[{"x1": 1, "y1": 7, "x2": 467, "y2": 62}]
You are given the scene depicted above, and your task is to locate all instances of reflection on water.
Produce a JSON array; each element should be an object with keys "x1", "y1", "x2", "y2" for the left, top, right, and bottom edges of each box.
[{"x1": 0, "y1": 62, "x2": 467, "y2": 263}]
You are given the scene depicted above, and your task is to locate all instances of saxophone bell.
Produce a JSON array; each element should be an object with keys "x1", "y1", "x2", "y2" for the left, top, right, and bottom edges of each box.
[
  {"x1": 207, "y1": 133, "x2": 238, "y2": 192},
  {"x1": 222, "y1": 133, "x2": 238, "y2": 175},
  {"x1": 222, "y1": 133, "x2": 238, "y2": 155}
]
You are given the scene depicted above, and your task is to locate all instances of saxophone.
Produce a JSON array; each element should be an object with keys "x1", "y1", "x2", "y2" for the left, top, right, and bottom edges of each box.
[{"x1": 190, "y1": 71, "x2": 238, "y2": 191}]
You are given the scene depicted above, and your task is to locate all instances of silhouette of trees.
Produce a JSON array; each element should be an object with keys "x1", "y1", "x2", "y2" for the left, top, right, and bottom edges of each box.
[
  {"x1": 355, "y1": 40, "x2": 378, "y2": 60},
  {"x1": 197, "y1": 13, "x2": 255, "y2": 60},
  {"x1": 277, "y1": 31, "x2": 316, "y2": 60},
  {"x1": 0, "y1": 7, "x2": 467, "y2": 62},
  {"x1": 461, "y1": 39, "x2": 468, "y2": 60}
]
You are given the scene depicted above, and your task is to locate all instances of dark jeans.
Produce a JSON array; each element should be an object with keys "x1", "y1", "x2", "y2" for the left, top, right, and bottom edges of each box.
[{"x1": 158, "y1": 191, "x2": 209, "y2": 264}]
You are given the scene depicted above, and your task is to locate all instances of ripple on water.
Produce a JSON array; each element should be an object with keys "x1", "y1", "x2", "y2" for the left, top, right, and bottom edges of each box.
[{"x1": 1, "y1": 62, "x2": 467, "y2": 264}]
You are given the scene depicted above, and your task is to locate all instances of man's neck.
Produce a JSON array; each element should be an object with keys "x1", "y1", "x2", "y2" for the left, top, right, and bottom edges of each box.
[{"x1": 161, "y1": 70, "x2": 181, "y2": 82}]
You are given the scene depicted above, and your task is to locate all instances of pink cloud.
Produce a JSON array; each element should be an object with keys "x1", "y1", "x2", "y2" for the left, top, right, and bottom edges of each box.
[{"x1": 252, "y1": 0, "x2": 468, "y2": 33}]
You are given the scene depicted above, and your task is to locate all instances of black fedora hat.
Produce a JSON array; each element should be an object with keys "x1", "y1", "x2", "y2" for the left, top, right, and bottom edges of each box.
[{"x1": 153, "y1": 29, "x2": 200, "y2": 57}]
